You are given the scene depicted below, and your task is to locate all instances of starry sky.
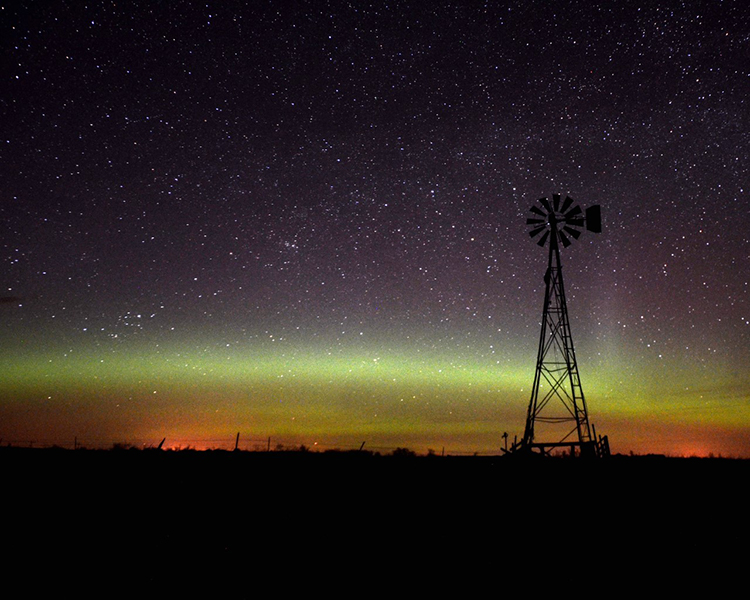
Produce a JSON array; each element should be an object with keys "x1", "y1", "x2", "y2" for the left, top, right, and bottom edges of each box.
[{"x1": 1, "y1": 0, "x2": 749, "y2": 456}]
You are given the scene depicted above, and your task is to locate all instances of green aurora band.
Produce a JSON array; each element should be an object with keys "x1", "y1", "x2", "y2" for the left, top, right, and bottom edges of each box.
[{"x1": 2, "y1": 332, "x2": 749, "y2": 457}]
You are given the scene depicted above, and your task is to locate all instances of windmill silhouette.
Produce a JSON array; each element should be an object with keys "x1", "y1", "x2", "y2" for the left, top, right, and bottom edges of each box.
[{"x1": 512, "y1": 194, "x2": 610, "y2": 457}]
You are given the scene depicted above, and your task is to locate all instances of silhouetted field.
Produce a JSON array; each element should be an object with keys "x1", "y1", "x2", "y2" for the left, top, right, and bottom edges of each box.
[{"x1": 3, "y1": 446, "x2": 746, "y2": 595}]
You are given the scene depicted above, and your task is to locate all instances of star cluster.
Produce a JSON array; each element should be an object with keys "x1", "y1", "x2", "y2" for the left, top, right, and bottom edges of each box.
[{"x1": 1, "y1": 1, "x2": 749, "y2": 456}]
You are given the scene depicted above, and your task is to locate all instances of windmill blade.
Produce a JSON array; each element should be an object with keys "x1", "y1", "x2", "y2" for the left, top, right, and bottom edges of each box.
[
  {"x1": 552, "y1": 193, "x2": 561, "y2": 212},
  {"x1": 563, "y1": 225, "x2": 581, "y2": 239},
  {"x1": 539, "y1": 197, "x2": 552, "y2": 213},
  {"x1": 530, "y1": 205, "x2": 547, "y2": 218},
  {"x1": 529, "y1": 225, "x2": 547, "y2": 238},
  {"x1": 565, "y1": 217, "x2": 584, "y2": 227},
  {"x1": 537, "y1": 230, "x2": 550, "y2": 246},
  {"x1": 558, "y1": 230, "x2": 572, "y2": 247},
  {"x1": 527, "y1": 217, "x2": 546, "y2": 225},
  {"x1": 564, "y1": 204, "x2": 582, "y2": 219},
  {"x1": 559, "y1": 195, "x2": 574, "y2": 214}
]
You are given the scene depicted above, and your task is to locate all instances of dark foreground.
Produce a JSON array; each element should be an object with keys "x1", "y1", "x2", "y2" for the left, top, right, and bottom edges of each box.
[{"x1": 3, "y1": 447, "x2": 747, "y2": 596}]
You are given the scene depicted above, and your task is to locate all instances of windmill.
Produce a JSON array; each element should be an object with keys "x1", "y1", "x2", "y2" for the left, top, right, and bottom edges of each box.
[{"x1": 513, "y1": 193, "x2": 609, "y2": 457}]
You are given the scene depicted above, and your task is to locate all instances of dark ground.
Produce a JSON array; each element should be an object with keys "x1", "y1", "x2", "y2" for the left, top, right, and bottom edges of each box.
[{"x1": 2, "y1": 447, "x2": 746, "y2": 597}]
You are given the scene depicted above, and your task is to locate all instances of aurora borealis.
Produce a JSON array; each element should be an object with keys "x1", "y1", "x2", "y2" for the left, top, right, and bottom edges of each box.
[{"x1": 2, "y1": 1, "x2": 749, "y2": 456}]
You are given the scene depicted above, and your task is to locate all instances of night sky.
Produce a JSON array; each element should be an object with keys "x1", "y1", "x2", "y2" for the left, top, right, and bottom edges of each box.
[{"x1": 2, "y1": 0, "x2": 748, "y2": 456}]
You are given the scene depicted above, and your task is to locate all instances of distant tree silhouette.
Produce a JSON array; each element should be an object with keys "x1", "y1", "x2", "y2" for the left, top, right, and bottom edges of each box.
[
  {"x1": 391, "y1": 447, "x2": 416, "y2": 457},
  {"x1": 111, "y1": 442, "x2": 135, "y2": 451}
]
